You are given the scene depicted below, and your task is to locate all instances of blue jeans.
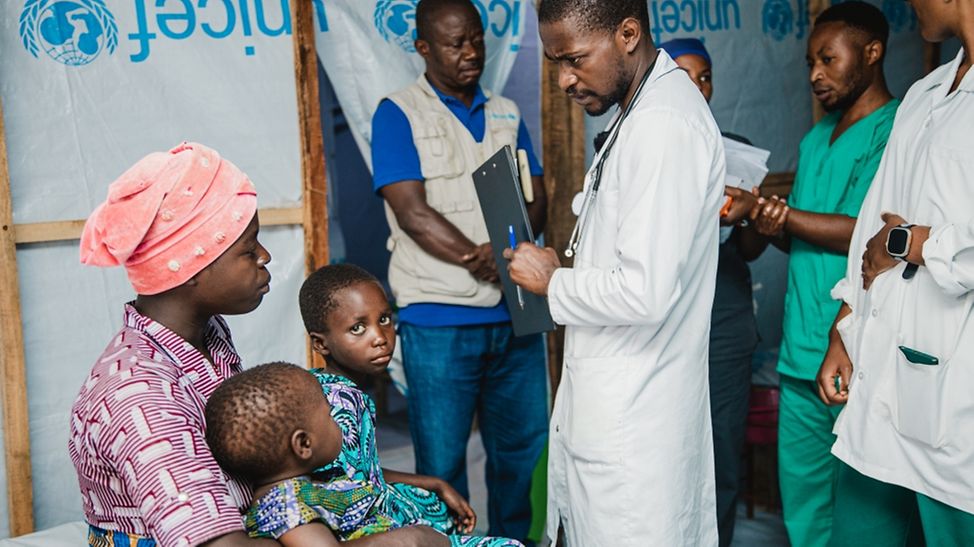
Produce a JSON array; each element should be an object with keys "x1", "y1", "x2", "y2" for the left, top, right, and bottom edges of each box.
[{"x1": 399, "y1": 322, "x2": 548, "y2": 541}]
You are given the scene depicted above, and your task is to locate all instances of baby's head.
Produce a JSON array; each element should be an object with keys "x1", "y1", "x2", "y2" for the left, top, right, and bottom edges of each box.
[
  {"x1": 205, "y1": 362, "x2": 341, "y2": 485},
  {"x1": 299, "y1": 264, "x2": 395, "y2": 378}
]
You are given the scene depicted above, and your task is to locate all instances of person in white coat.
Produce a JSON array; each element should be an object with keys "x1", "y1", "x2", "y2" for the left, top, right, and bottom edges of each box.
[
  {"x1": 506, "y1": 1, "x2": 724, "y2": 544},
  {"x1": 815, "y1": 0, "x2": 974, "y2": 544}
]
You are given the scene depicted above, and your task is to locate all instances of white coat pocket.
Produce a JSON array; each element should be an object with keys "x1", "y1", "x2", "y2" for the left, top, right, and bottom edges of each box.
[
  {"x1": 893, "y1": 351, "x2": 951, "y2": 448},
  {"x1": 560, "y1": 355, "x2": 633, "y2": 464}
]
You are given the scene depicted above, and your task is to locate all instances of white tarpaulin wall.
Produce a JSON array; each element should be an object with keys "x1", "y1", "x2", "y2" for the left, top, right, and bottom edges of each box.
[
  {"x1": 0, "y1": 0, "x2": 310, "y2": 536},
  {"x1": 315, "y1": 0, "x2": 527, "y2": 166}
]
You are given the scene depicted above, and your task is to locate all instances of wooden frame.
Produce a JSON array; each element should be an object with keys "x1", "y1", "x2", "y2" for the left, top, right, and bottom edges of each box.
[
  {"x1": 12, "y1": 207, "x2": 304, "y2": 245},
  {"x1": 539, "y1": 54, "x2": 586, "y2": 394},
  {"x1": 1, "y1": 100, "x2": 34, "y2": 538},
  {"x1": 290, "y1": 0, "x2": 328, "y2": 370},
  {"x1": 0, "y1": 1, "x2": 326, "y2": 535}
]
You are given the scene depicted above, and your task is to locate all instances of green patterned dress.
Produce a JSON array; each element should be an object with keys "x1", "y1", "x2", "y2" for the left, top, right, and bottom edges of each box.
[{"x1": 245, "y1": 370, "x2": 523, "y2": 546}]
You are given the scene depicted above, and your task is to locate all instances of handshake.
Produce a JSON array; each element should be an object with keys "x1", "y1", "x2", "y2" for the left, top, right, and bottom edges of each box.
[{"x1": 720, "y1": 186, "x2": 790, "y2": 237}]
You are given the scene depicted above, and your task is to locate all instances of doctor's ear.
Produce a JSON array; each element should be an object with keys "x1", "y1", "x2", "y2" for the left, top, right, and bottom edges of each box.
[{"x1": 616, "y1": 17, "x2": 643, "y2": 54}]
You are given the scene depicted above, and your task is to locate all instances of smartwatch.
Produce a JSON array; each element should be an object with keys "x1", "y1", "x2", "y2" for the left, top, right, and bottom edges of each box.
[{"x1": 886, "y1": 224, "x2": 915, "y2": 261}]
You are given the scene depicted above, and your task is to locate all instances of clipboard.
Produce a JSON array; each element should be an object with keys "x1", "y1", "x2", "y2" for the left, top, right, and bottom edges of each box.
[{"x1": 472, "y1": 146, "x2": 556, "y2": 337}]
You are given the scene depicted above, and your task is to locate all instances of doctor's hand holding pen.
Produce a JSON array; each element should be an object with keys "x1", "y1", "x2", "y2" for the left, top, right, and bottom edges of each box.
[{"x1": 503, "y1": 242, "x2": 560, "y2": 296}]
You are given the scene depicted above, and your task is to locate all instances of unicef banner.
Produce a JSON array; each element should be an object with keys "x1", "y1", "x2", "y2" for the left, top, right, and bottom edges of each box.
[
  {"x1": 314, "y1": 0, "x2": 527, "y2": 167},
  {"x1": 0, "y1": 0, "x2": 314, "y2": 536}
]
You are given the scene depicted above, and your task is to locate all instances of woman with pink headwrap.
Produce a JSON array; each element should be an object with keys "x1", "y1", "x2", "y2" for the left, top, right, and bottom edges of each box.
[{"x1": 68, "y1": 143, "x2": 448, "y2": 547}]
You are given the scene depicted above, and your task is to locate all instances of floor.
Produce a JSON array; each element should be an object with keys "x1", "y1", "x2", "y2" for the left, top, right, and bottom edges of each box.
[{"x1": 372, "y1": 385, "x2": 789, "y2": 546}]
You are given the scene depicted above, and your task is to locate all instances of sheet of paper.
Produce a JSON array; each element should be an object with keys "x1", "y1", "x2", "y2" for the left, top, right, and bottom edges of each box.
[
  {"x1": 723, "y1": 136, "x2": 771, "y2": 192},
  {"x1": 720, "y1": 137, "x2": 772, "y2": 244}
]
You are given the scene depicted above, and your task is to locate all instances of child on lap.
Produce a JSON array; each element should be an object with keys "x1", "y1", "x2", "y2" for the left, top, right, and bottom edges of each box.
[{"x1": 205, "y1": 265, "x2": 522, "y2": 547}]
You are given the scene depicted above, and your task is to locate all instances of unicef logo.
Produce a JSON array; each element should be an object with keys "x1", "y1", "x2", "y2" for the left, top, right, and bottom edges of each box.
[
  {"x1": 19, "y1": 0, "x2": 118, "y2": 66},
  {"x1": 374, "y1": 0, "x2": 419, "y2": 53},
  {"x1": 762, "y1": 0, "x2": 794, "y2": 42}
]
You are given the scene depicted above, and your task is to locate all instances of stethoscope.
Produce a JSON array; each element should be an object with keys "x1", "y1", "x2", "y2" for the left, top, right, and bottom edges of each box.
[{"x1": 564, "y1": 59, "x2": 657, "y2": 259}]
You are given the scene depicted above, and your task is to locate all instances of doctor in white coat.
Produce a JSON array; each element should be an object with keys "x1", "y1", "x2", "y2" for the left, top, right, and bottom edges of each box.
[
  {"x1": 506, "y1": 1, "x2": 724, "y2": 545},
  {"x1": 816, "y1": 0, "x2": 974, "y2": 543}
]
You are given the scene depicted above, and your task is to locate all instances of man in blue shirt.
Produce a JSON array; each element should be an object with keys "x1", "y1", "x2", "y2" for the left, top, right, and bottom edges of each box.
[{"x1": 370, "y1": 0, "x2": 547, "y2": 541}]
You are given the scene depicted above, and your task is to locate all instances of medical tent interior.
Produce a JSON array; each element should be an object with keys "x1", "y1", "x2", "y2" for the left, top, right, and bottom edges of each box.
[{"x1": 0, "y1": 0, "x2": 960, "y2": 541}]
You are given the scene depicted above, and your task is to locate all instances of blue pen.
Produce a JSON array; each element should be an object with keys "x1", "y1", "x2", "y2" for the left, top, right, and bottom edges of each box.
[{"x1": 508, "y1": 225, "x2": 526, "y2": 310}]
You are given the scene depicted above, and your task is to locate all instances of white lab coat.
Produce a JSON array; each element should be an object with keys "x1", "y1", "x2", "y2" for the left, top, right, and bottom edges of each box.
[
  {"x1": 546, "y1": 51, "x2": 724, "y2": 546},
  {"x1": 831, "y1": 49, "x2": 974, "y2": 514}
]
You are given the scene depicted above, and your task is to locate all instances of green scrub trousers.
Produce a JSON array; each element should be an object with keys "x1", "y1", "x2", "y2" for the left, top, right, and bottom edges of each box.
[
  {"x1": 830, "y1": 462, "x2": 974, "y2": 546},
  {"x1": 778, "y1": 375, "x2": 843, "y2": 547}
]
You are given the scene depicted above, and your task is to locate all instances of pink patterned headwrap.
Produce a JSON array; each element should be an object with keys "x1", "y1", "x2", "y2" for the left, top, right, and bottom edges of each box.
[{"x1": 80, "y1": 142, "x2": 258, "y2": 295}]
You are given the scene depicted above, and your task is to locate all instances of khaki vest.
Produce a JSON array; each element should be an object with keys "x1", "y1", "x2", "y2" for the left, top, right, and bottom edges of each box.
[{"x1": 384, "y1": 76, "x2": 521, "y2": 308}]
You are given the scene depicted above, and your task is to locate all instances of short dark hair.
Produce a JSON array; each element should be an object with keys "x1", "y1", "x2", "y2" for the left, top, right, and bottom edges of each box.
[
  {"x1": 815, "y1": 1, "x2": 889, "y2": 50},
  {"x1": 299, "y1": 264, "x2": 381, "y2": 335},
  {"x1": 538, "y1": 0, "x2": 651, "y2": 35},
  {"x1": 205, "y1": 362, "x2": 321, "y2": 483},
  {"x1": 416, "y1": 0, "x2": 481, "y2": 42}
]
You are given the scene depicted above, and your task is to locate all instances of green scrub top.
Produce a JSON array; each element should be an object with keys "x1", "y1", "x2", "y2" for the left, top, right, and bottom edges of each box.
[{"x1": 778, "y1": 99, "x2": 900, "y2": 380}]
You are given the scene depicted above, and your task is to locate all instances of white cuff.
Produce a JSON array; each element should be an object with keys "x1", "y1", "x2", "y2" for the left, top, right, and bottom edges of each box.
[{"x1": 922, "y1": 223, "x2": 974, "y2": 297}]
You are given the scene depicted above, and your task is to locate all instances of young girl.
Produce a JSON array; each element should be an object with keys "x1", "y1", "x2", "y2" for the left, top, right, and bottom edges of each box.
[{"x1": 206, "y1": 265, "x2": 523, "y2": 546}]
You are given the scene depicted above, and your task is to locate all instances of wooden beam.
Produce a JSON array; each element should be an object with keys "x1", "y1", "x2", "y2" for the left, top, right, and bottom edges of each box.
[
  {"x1": 11, "y1": 207, "x2": 303, "y2": 245},
  {"x1": 291, "y1": 0, "x2": 328, "y2": 368},
  {"x1": 540, "y1": 49, "x2": 587, "y2": 394},
  {"x1": 0, "y1": 99, "x2": 35, "y2": 536}
]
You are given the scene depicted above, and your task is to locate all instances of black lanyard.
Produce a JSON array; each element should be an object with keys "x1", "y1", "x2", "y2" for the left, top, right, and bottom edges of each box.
[
  {"x1": 591, "y1": 56, "x2": 658, "y2": 192},
  {"x1": 565, "y1": 57, "x2": 658, "y2": 258}
]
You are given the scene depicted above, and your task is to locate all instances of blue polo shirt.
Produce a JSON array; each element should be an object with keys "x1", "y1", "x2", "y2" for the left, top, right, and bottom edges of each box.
[{"x1": 372, "y1": 82, "x2": 543, "y2": 327}]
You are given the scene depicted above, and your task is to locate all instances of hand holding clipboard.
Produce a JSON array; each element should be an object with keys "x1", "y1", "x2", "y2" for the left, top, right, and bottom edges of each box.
[{"x1": 472, "y1": 146, "x2": 555, "y2": 337}]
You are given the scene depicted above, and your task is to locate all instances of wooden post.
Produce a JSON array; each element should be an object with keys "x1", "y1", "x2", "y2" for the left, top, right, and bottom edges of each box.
[
  {"x1": 291, "y1": 0, "x2": 328, "y2": 274},
  {"x1": 291, "y1": 0, "x2": 329, "y2": 368},
  {"x1": 540, "y1": 52, "x2": 587, "y2": 394},
  {"x1": 0, "y1": 101, "x2": 34, "y2": 535}
]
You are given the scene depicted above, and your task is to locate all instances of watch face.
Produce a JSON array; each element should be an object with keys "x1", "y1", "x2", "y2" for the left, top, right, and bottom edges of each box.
[{"x1": 888, "y1": 227, "x2": 910, "y2": 255}]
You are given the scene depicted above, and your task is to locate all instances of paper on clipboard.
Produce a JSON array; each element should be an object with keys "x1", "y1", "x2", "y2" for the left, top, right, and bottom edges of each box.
[
  {"x1": 472, "y1": 146, "x2": 556, "y2": 337},
  {"x1": 516, "y1": 149, "x2": 534, "y2": 203}
]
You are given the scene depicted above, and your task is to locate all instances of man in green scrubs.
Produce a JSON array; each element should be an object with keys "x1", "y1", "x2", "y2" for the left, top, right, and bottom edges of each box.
[{"x1": 726, "y1": 3, "x2": 899, "y2": 545}]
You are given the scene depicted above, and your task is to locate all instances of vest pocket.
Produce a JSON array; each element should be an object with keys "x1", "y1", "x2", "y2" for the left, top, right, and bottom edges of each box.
[
  {"x1": 489, "y1": 122, "x2": 518, "y2": 151},
  {"x1": 416, "y1": 118, "x2": 464, "y2": 181},
  {"x1": 391, "y1": 220, "x2": 479, "y2": 298}
]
